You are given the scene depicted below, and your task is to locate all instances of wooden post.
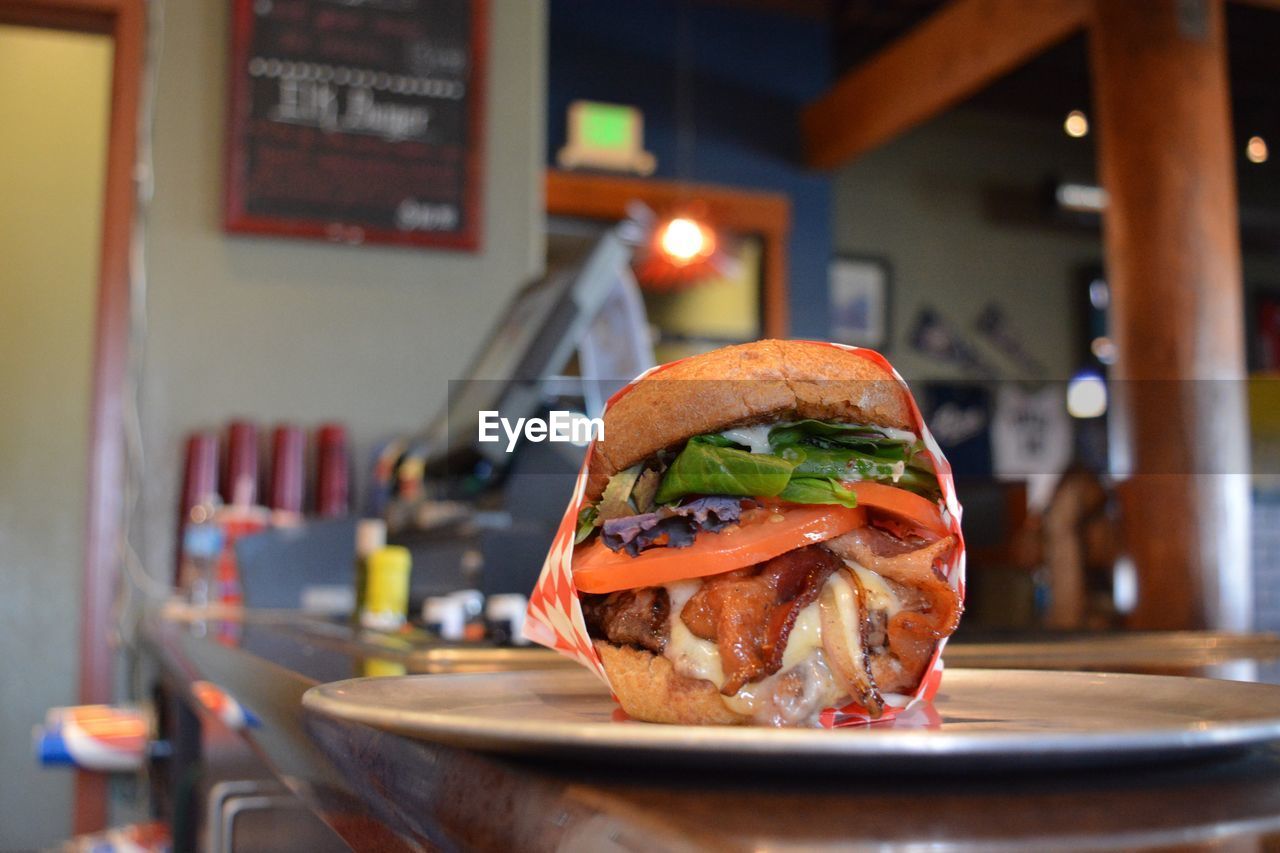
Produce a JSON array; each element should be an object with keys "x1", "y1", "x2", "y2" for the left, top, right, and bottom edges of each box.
[{"x1": 1088, "y1": 0, "x2": 1251, "y2": 629}]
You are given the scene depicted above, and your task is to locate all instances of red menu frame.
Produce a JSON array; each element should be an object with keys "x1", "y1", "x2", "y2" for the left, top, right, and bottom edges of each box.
[{"x1": 223, "y1": 0, "x2": 487, "y2": 252}]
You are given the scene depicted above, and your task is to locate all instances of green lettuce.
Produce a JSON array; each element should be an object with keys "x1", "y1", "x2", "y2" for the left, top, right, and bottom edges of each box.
[
  {"x1": 575, "y1": 503, "x2": 599, "y2": 544},
  {"x1": 653, "y1": 436, "x2": 796, "y2": 504},
  {"x1": 647, "y1": 441, "x2": 860, "y2": 509},
  {"x1": 766, "y1": 420, "x2": 913, "y2": 451},
  {"x1": 777, "y1": 477, "x2": 860, "y2": 508},
  {"x1": 768, "y1": 420, "x2": 938, "y2": 498},
  {"x1": 787, "y1": 445, "x2": 937, "y2": 497},
  {"x1": 582, "y1": 421, "x2": 939, "y2": 528}
]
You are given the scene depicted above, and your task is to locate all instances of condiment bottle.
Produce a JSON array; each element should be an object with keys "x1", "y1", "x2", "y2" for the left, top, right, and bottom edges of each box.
[
  {"x1": 359, "y1": 545, "x2": 411, "y2": 631},
  {"x1": 352, "y1": 518, "x2": 387, "y2": 621}
]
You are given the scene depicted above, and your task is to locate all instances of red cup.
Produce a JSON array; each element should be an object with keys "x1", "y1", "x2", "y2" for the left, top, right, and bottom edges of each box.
[
  {"x1": 176, "y1": 432, "x2": 219, "y2": 578},
  {"x1": 314, "y1": 423, "x2": 350, "y2": 518},
  {"x1": 269, "y1": 425, "x2": 306, "y2": 514},
  {"x1": 223, "y1": 420, "x2": 259, "y2": 508}
]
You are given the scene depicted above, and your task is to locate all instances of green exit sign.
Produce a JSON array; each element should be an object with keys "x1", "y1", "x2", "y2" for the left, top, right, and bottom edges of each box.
[
  {"x1": 558, "y1": 100, "x2": 656, "y2": 175},
  {"x1": 581, "y1": 103, "x2": 634, "y2": 149}
]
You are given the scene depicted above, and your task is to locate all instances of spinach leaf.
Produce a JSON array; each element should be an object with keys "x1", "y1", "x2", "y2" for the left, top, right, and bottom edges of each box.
[
  {"x1": 768, "y1": 420, "x2": 911, "y2": 453},
  {"x1": 778, "y1": 478, "x2": 860, "y2": 508},
  {"x1": 654, "y1": 436, "x2": 796, "y2": 504},
  {"x1": 789, "y1": 445, "x2": 939, "y2": 498},
  {"x1": 649, "y1": 421, "x2": 939, "y2": 510},
  {"x1": 765, "y1": 420, "x2": 939, "y2": 497}
]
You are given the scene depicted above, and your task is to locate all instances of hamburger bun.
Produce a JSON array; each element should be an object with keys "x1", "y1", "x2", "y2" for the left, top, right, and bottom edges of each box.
[
  {"x1": 594, "y1": 641, "x2": 748, "y2": 725},
  {"x1": 585, "y1": 340, "x2": 912, "y2": 501}
]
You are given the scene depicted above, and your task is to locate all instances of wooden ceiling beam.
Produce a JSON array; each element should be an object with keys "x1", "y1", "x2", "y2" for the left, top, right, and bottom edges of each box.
[{"x1": 802, "y1": 0, "x2": 1091, "y2": 169}]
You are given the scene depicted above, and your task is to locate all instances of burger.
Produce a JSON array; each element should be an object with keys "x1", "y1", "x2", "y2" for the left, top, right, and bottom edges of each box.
[{"x1": 569, "y1": 340, "x2": 962, "y2": 727}]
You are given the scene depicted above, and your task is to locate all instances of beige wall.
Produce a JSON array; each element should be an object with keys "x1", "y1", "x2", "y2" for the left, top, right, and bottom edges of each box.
[
  {"x1": 139, "y1": 0, "x2": 547, "y2": 575},
  {"x1": 834, "y1": 108, "x2": 1280, "y2": 381},
  {"x1": 0, "y1": 25, "x2": 112, "y2": 849},
  {"x1": 834, "y1": 109, "x2": 1101, "y2": 381}
]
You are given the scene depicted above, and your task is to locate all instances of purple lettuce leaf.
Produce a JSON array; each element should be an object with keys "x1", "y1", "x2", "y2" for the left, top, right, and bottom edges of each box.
[{"x1": 601, "y1": 496, "x2": 744, "y2": 557}]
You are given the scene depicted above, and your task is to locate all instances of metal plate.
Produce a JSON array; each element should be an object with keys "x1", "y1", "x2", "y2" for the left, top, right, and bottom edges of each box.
[{"x1": 302, "y1": 668, "x2": 1280, "y2": 771}]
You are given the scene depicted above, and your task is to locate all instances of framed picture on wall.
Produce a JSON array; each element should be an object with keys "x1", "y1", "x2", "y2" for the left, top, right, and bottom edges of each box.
[{"x1": 830, "y1": 254, "x2": 890, "y2": 350}]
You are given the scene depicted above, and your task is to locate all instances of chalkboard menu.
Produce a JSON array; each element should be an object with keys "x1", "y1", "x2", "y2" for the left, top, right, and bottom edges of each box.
[{"x1": 224, "y1": 0, "x2": 486, "y2": 251}]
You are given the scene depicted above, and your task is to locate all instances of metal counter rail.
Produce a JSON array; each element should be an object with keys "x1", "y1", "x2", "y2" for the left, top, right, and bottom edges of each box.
[
  {"x1": 161, "y1": 604, "x2": 1280, "y2": 675},
  {"x1": 944, "y1": 631, "x2": 1280, "y2": 671}
]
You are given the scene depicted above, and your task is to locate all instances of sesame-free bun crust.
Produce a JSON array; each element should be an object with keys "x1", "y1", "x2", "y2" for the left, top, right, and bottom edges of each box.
[
  {"x1": 594, "y1": 640, "x2": 748, "y2": 725},
  {"x1": 586, "y1": 340, "x2": 912, "y2": 500}
]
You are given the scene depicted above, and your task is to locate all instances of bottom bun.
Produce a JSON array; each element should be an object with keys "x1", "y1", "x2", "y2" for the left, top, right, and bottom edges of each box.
[{"x1": 594, "y1": 640, "x2": 748, "y2": 725}]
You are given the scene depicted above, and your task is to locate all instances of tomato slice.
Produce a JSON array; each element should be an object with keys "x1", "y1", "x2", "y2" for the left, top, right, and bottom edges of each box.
[
  {"x1": 573, "y1": 482, "x2": 950, "y2": 595},
  {"x1": 844, "y1": 481, "x2": 950, "y2": 539},
  {"x1": 573, "y1": 504, "x2": 866, "y2": 594}
]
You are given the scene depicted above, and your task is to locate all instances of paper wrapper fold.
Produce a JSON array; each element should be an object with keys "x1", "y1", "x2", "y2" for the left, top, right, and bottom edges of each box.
[{"x1": 525, "y1": 342, "x2": 965, "y2": 726}]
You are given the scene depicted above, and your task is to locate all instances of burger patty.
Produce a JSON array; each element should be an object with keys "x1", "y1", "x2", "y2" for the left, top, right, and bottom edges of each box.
[
  {"x1": 581, "y1": 544, "x2": 842, "y2": 695},
  {"x1": 581, "y1": 587, "x2": 670, "y2": 654}
]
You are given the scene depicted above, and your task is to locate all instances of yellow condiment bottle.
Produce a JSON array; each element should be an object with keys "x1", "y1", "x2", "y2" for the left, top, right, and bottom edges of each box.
[
  {"x1": 352, "y1": 518, "x2": 387, "y2": 621},
  {"x1": 360, "y1": 545, "x2": 411, "y2": 631}
]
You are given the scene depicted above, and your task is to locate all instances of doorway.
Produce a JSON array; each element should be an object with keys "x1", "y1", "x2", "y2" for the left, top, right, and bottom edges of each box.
[{"x1": 0, "y1": 24, "x2": 113, "y2": 847}]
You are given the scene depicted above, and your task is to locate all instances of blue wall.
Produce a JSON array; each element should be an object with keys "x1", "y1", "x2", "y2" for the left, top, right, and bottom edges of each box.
[{"x1": 547, "y1": 0, "x2": 833, "y2": 338}]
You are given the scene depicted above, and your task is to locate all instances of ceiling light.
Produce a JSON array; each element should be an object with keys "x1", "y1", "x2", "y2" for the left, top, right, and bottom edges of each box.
[
  {"x1": 1090, "y1": 336, "x2": 1116, "y2": 365},
  {"x1": 1064, "y1": 110, "x2": 1089, "y2": 138},
  {"x1": 658, "y1": 217, "x2": 714, "y2": 265},
  {"x1": 1055, "y1": 182, "x2": 1108, "y2": 213},
  {"x1": 1067, "y1": 371, "x2": 1108, "y2": 419},
  {"x1": 1088, "y1": 279, "x2": 1109, "y2": 310},
  {"x1": 1247, "y1": 135, "x2": 1269, "y2": 164},
  {"x1": 633, "y1": 209, "x2": 734, "y2": 292}
]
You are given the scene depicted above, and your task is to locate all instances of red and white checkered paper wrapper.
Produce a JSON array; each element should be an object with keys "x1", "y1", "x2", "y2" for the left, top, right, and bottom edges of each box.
[{"x1": 524, "y1": 342, "x2": 965, "y2": 727}]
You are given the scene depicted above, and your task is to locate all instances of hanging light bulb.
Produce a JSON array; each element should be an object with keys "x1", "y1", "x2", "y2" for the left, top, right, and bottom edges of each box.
[
  {"x1": 1247, "y1": 135, "x2": 1269, "y2": 164},
  {"x1": 633, "y1": 208, "x2": 734, "y2": 292},
  {"x1": 1064, "y1": 109, "x2": 1089, "y2": 138},
  {"x1": 658, "y1": 216, "x2": 715, "y2": 264}
]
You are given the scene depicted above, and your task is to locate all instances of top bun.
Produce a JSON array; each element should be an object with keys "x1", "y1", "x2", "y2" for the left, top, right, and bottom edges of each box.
[{"x1": 585, "y1": 340, "x2": 913, "y2": 501}]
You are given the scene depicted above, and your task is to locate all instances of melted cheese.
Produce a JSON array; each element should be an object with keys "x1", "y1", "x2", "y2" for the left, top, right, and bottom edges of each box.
[
  {"x1": 826, "y1": 572, "x2": 861, "y2": 654},
  {"x1": 780, "y1": 602, "x2": 823, "y2": 670},
  {"x1": 663, "y1": 580, "x2": 727, "y2": 689},
  {"x1": 667, "y1": 617, "x2": 726, "y2": 689},
  {"x1": 877, "y1": 426, "x2": 919, "y2": 444},
  {"x1": 849, "y1": 562, "x2": 902, "y2": 617},
  {"x1": 718, "y1": 424, "x2": 781, "y2": 454},
  {"x1": 721, "y1": 652, "x2": 843, "y2": 725}
]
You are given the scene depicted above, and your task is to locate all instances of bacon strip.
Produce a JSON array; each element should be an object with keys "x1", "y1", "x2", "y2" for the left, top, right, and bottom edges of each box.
[{"x1": 680, "y1": 545, "x2": 842, "y2": 694}]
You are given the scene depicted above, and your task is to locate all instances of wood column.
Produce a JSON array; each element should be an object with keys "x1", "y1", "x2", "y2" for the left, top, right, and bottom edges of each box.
[{"x1": 1088, "y1": 0, "x2": 1251, "y2": 629}]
